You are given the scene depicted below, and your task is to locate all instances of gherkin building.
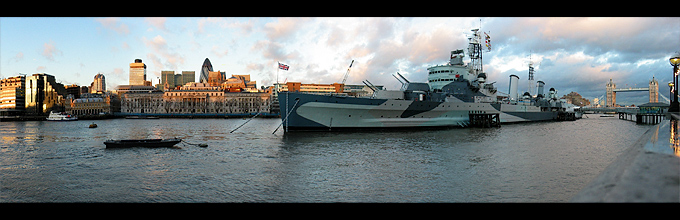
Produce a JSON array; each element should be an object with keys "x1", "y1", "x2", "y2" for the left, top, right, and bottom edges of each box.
[{"x1": 200, "y1": 58, "x2": 213, "y2": 83}]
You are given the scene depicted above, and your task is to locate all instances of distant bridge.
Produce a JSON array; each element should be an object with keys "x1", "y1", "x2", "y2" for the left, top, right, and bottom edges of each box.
[
  {"x1": 613, "y1": 87, "x2": 649, "y2": 92},
  {"x1": 605, "y1": 77, "x2": 659, "y2": 107},
  {"x1": 580, "y1": 107, "x2": 639, "y2": 114}
]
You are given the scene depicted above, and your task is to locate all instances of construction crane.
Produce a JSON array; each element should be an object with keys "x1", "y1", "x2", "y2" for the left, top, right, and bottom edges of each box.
[
  {"x1": 342, "y1": 60, "x2": 354, "y2": 85},
  {"x1": 339, "y1": 60, "x2": 354, "y2": 93}
]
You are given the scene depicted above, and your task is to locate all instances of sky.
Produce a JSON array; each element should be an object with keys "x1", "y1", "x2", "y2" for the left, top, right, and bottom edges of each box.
[{"x1": 1, "y1": 17, "x2": 679, "y2": 106}]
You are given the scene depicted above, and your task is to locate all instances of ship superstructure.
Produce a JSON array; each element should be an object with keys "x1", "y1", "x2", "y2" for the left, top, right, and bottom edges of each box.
[{"x1": 278, "y1": 29, "x2": 577, "y2": 131}]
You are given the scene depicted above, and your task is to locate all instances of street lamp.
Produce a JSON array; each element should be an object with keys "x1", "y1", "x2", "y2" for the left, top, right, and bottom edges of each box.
[
  {"x1": 669, "y1": 53, "x2": 680, "y2": 112},
  {"x1": 670, "y1": 82, "x2": 674, "y2": 103}
]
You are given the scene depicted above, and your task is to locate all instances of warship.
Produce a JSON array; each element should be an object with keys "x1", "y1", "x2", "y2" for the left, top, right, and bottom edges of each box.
[{"x1": 278, "y1": 29, "x2": 577, "y2": 131}]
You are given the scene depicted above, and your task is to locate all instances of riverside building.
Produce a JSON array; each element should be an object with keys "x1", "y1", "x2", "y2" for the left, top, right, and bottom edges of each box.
[
  {"x1": 163, "y1": 82, "x2": 272, "y2": 115},
  {"x1": 273, "y1": 82, "x2": 382, "y2": 96},
  {"x1": 117, "y1": 85, "x2": 164, "y2": 114},
  {"x1": 0, "y1": 75, "x2": 26, "y2": 118},
  {"x1": 118, "y1": 82, "x2": 274, "y2": 117},
  {"x1": 66, "y1": 93, "x2": 119, "y2": 116},
  {"x1": 25, "y1": 73, "x2": 66, "y2": 115}
]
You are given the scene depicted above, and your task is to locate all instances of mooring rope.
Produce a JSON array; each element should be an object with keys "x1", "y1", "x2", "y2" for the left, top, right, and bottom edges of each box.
[
  {"x1": 230, "y1": 95, "x2": 277, "y2": 133},
  {"x1": 230, "y1": 111, "x2": 263, "y2": 133},
  {"x1": 273, "y1": 99, "x2": 300, "y2": 134}
]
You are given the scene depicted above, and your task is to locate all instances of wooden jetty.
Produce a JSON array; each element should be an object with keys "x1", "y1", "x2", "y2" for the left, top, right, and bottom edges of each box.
[{"x1": 469, "y1": 112, "x2": 501, "y2": 128}]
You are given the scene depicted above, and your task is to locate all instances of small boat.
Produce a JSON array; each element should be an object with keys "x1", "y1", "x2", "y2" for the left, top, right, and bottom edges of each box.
[
  {"x1": 46, "y1": 111, "x2": 78, "y2": 121},
  {"x1": 89, "y1": 123, "x2": 98, "y2": 128},
  {"x1": 104, "y1": 138, "x2": 182, "y2": 148}
]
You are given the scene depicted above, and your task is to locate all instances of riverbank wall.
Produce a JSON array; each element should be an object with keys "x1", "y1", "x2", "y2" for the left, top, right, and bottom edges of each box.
[{"x1": 571, "y1": 113, "x2": 680, "y2": 202}]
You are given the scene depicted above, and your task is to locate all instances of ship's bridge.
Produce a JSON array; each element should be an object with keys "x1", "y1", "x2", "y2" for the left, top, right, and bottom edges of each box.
[
  {"x1": 427, "y1": 49, "x2": 473, "y2": 91},
  {"x1": 427, "y1": 64, "x2": 470, "y2": 90}
]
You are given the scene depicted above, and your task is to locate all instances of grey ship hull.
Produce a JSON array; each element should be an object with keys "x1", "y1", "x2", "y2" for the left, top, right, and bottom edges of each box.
[{"x1": 278, "y1": 92, "x2": 558, "y2": 131}]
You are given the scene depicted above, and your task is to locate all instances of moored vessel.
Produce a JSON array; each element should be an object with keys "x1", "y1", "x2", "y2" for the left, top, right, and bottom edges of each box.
[
  {"x1": 278, "y1": 29, "x2": 577, "y2": 131},
  {"x1": 46, "y1": 111, "x2": 78, "y2": 121},
  {"x1": 103, "y1": 138, "x2": 182, "y2": 148}
]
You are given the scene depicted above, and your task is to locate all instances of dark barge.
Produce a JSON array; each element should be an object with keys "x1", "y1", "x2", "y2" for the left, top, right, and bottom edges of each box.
[{"x1": 104, "y1": 138, "x2": 182, "y2": 148}]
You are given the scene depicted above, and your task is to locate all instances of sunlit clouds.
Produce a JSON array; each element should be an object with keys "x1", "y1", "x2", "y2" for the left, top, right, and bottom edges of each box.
[{"x1": 2, "y1": 17, "x2": 679, "y2": 106}]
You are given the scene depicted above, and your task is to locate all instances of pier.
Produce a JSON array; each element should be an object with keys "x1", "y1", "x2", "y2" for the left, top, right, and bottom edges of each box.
[
  {"x1": 584, "y1": 103, "x2": 669, "y2": 125},
  {"x1": 557, "y1": 112, "x2": 577, "y2": 121},
  {"x1": 468, "y1": 112, "x2": 500, "y2": 128},
  {"x1": 618, "y1": 111, "x2": 667, "y2": 124}
]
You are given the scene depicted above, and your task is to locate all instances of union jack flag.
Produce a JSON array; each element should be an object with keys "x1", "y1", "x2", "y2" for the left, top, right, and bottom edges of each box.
[{"x1": 278, "y1": 63, "x2": 289, "y2": 71}]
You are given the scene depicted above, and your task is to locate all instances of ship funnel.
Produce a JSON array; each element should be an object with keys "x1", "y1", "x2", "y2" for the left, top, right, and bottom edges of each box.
[
  {"x1": 509, "y1": 75, "x2": 519, "y2": 101},
  {"x1": 536, "y1": 81, "x2": 545, "y2": 98}
]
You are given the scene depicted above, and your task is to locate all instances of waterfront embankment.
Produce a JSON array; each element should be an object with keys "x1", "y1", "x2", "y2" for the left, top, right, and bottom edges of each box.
[{"x1": 571, "y1": 113, "x2": 680, "y2": 202}]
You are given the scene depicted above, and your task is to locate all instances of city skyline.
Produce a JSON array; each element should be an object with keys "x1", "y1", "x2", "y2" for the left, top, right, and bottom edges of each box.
[{"x1": 2, "y1": 17, "x2": 680, "y2": 105}]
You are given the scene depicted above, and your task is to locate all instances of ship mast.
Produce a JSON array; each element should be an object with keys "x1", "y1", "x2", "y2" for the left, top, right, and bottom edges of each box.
[
  {"x1": 468, "y1": 28, "x2": 483, "y2": 74},
  {"x1": 528, "y1": 53, "x2": 535, "y2": 96},
  {"x1": 527, "y1": 52, "x2": 540, "y2": 96}
]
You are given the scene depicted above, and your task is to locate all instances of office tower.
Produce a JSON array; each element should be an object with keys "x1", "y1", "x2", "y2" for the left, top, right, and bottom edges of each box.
[
  {"x1": 0, "y1": 75, "x2": 26, "y2": 112},
  {"x1": 92, "y1": 73, "x2": 106, "y2": 93},
  {"x1": 161, "y1": 70, "x2": 176, "y2": 90},
  {"x1": 129, "y1": 59, "x2": 147, "y2": 85},
  {"x1": 65, "y1": 84, "x2": 81, "y2": 99},
  {"x1": 182, "y1": 71, "x2": 195, "y2": 85},
  {"x1": 25, "y1": 73, "x2": 66, "y2": 114},
  {"x1": 200, "y1": 58, "x2": 212, "y2": 83}
]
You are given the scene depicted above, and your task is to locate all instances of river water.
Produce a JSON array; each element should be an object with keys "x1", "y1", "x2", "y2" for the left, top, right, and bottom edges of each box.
[{"x1": 0, "y1": 114, "x2": 654, "y2": 202}]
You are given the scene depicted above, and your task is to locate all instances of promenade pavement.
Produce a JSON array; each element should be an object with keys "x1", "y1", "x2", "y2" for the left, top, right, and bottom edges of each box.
[{"x1": 571, "y1": 113, "x2": 680, "y2": 202}]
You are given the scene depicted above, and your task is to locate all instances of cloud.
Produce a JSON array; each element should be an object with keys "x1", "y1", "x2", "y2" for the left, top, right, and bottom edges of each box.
[
  {"x1": 107, "y1": 68, "x2": 126, "y2": 88},
  {"x1": 145, "y1": 17, "x2": 168, "y2": 32},
  {"x1": 9, "y1": 52, "x2": 23, "y2": 63},
  {"x1": 488, "y1": 17, "x2": 680, "y2": 59},
  {"x1": 42, "y1": 40, "x2": 62, "y2": 61},
  {"x1": 211, "y1": 45, "x2": 228, "y2": 58},
  {"x1": 263, "y1": 17, "x2": 312, "y2": 42},
  {"x1": 227, "y1": 19, "x2": 255, "y2": 35},
  {"x1": 251, "y1": 40, "x2": 299, "y2": 62},
  {"x1": 142, "y1": 35, "x2": 185, "y2": 71},
  {"x1": 197, "y1": 17, "x2": 226, "y2": 33},
  {"x1": 472, "y1": 17, "x2": 680, "y2": 105},
  {"x1": 248, "y1": 17, "x2": 679, "y2": 98},
  {"x1": 95, "y1": 17, "x2": 129, "y2": 35},
  {"x1": 145, "y1": 53, "x2": 163, "y2": 78}
]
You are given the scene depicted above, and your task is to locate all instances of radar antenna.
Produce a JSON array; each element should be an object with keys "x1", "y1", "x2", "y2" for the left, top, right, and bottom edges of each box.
[
  {"x1": 526, "y1": 52, "x2": 541, "y2": 96},
  {"x1": 468, "y1": 29, "x2": 483, "y2": 74}
]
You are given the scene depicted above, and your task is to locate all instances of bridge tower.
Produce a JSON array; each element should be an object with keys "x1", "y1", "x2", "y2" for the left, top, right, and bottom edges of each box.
[
  {"x1": 649, "y1": 77, "x2": 658, "y2": 103},
  {"x1": 606, "y1": 78, "x2": 616, "y2": 107}
]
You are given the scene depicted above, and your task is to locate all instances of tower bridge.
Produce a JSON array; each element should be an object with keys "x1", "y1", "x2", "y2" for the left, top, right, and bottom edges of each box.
[{"x1": 605, "y1": 77, "x2": 659, "y2": 107}]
